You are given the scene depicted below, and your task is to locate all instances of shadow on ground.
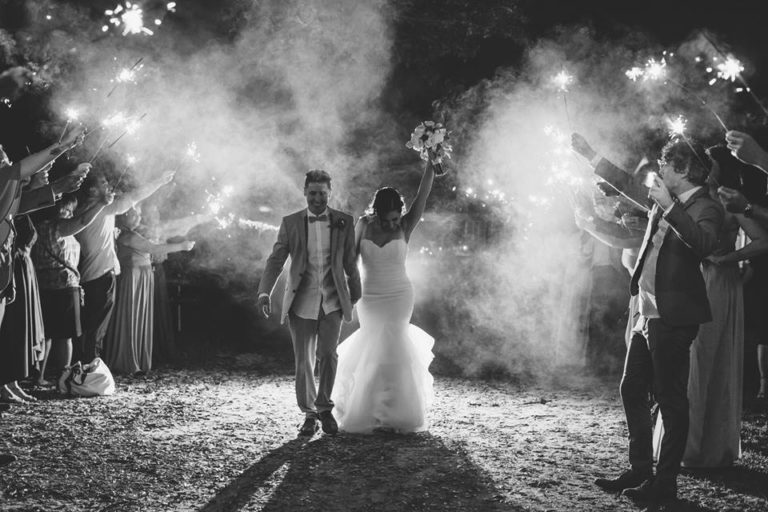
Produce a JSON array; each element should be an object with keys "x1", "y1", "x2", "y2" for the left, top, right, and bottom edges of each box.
[{"x1": 202, "y1": 432, "x2": 516, "y2": 512}]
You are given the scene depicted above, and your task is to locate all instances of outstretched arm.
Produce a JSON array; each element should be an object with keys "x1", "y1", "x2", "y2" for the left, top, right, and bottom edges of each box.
[
  {"x1": 108, "y1": 170, "x2": 175, "y2": 215},
  {"x1": 58, "y1": 201, "x2": 110, "y2": 237},
  {"x1": 401, "y1": 159, "x2": 436, "y2": 240},
  {"x1": 18, "y1": 128, "x2": 85, "y2": 180},
  {"x1": 153, "y1": 213, "x2": 212, "y2": 239},
  {"x1": 119, "y1": 231, "x2": 194, "y2": 255}
]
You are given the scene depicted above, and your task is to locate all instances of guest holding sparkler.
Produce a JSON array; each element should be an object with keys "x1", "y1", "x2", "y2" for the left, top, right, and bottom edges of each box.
[
  {"x1": 32, "y1": 188, "x2": 111, "y2": 382},
  {"x1": 74, "y1": 169, "x2": 174, "y2": 364},
  {"x1": 582, "y1": 135, "x2": 724, "y2": 503},
  {"x1": 104, "y1": 207, "x2": 194, "y2": 375},
  {"x1": 138, "y1": 202, "x2": 211, "y2": 364},
  {"x1": 1, "y1": 132, "x2": 85, "y2": 403},
  {"x1": 651, "y1": 146, "x2": 768, "y2": 468}
]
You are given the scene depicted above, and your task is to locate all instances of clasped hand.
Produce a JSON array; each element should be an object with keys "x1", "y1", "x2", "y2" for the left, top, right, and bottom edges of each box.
[{"x1": 646, "y1": 174, "x2": 674, "y2": 209}]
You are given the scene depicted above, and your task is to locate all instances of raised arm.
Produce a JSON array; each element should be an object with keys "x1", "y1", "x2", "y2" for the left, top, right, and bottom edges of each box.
[
  {"x1": 401, "y1": 159, "x2": 436, "y2": 240},
  {"x1": 18, "y1": 128, "x2": 85, "y2": 180},
  {"x1": 109, "y1": 170, "x2": 175, "y2": 215}
]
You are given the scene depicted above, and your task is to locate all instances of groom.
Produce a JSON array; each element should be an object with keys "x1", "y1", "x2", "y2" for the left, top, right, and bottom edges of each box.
[{"x1": 257, "y1": 170, "x2": 361, "y2": 436}]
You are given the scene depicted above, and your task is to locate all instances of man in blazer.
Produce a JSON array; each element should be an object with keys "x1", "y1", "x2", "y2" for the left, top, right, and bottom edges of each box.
[
  {"x1": 257, "y1": 170, "x2": 361, "y2": 436},
  {"x1": 573, "y1": 134, "x2": 724, "y2": 503}
]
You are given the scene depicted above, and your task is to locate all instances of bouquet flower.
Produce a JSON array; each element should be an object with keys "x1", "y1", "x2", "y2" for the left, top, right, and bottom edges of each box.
[{"x1": 405, "y1": 121, "x2": 452, "y2": 176}]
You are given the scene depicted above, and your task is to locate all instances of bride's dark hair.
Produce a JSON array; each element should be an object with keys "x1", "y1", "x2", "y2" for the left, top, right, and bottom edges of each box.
[{"x1": 366, "y1": 187, "x2": 405, "y2": 217}]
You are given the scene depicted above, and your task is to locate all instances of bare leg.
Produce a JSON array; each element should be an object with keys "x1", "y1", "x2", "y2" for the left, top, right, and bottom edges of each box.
[
  {"x1": 49, "y1": 338, "x2": 73, "y2": 378},
  {"x1": 758, "y1": 344, "x2": 768, "y2": 399},
  {"x1": 36, "y1": 339, "x2": 53, "y2": 386}
]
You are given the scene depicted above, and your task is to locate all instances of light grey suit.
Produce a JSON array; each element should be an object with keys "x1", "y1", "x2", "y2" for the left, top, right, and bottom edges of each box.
[{"x1": 258, "y1": 207, "x2": 361, "y2": 417}]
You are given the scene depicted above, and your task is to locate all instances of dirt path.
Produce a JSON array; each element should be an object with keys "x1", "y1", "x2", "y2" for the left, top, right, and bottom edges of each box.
[{"x1": 1, "y1": 353, "x2": 766, "y2": 511}]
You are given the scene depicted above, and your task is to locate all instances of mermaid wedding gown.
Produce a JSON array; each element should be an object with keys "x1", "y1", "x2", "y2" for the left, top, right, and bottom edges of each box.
[{"x1": 332, "y1": 238, "x2": 435, "y2": 433}]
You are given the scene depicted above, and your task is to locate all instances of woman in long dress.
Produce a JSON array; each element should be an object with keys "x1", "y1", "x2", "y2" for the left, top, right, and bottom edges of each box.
[
  {"x1": 332, "y1": 159, "x2": 436, "y2": 433},
  {"x1": 654, "y1": 146, "x2": 768, "y2": 467},
  {"x1": 104, "y1": 207, "x2": 194, "y2": 375}
]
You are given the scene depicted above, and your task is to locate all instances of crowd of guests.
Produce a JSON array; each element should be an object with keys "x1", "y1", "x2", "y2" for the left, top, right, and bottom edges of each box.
[
  {"x1": 0, "y1": 128, "x2": 203, "y2": 421},
  {"x1": 571, "y1": 127, "x2": 768, "y2": 502}
]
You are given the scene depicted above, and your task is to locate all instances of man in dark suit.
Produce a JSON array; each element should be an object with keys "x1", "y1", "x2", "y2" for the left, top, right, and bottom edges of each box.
[
  {"x1": 573, "y1": 134, "x2": 724, "y2": 503},
  {"x1": 257, "y1": 170, "x2": 362, "y2": 436}
]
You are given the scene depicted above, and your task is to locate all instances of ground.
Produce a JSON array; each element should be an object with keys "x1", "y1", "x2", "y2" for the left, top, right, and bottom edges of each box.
[{"x1": 1, "y1": 352, "x2": 767, "y2": 512}]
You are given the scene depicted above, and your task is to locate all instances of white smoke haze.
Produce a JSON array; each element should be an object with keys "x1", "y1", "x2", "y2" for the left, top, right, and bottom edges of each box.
[
  {"x1": 7, "y1": 4, "x2": 759, "y2": 376},
  {"x1": 418, "y1": 26, "x2": 751, "y2": 378}
]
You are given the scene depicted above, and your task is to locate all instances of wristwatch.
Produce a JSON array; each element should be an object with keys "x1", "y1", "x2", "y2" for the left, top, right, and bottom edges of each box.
[{"x1": 743, "y1": 203, "x2": 754, "y2": 218}]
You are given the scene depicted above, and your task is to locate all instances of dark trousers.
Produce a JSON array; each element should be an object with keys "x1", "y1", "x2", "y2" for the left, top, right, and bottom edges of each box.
[
  {"x1": 77, "y1": 271, "x2": 116, "y2": 362},
  {"x1": 620, "y1": 317, "x2": 697, "y2": 478}
]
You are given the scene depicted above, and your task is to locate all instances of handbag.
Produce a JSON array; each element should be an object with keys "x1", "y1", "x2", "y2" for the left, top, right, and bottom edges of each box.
[{"x1": 58, "y1": 358, "x2": 116, "y2": 397}]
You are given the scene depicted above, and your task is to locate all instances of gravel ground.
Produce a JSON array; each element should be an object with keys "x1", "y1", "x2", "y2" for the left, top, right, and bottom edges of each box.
[{"x1": 1, "y1": 351, "x2": 766, "y2": 512}]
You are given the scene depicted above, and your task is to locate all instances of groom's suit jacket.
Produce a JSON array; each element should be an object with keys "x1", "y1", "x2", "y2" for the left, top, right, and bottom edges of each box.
[
  {"x1": 595, "y1": 158, "x2": 723, "y2": 326},
  {"x1": 257, "y1": 207, "x2": 362, "y2": 324}
]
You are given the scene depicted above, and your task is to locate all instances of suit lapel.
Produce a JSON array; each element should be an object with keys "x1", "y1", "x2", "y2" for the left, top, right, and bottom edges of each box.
[
  {"x1": 299, "y1": 210, "x2": 308, "y2": 264},
  {"x1": 328, "y1": 209, "x2": 338, "y2": 261}
]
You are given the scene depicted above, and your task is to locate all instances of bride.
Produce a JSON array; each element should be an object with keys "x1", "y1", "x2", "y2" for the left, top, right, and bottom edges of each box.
[{"x1": 331, "y1": 157, "x2": 436, "y2": 433}]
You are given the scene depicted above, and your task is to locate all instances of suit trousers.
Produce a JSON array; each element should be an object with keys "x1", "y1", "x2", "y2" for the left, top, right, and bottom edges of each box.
[
  {"x1": 621, "y1": 317, "x2": 698, "y2": 478},
  {"x1": 77, "y1": 271, "x2": 116, "y2": 363},
  {"x1": 288, "y1": 308, "x2": 342, "y2": 419}
]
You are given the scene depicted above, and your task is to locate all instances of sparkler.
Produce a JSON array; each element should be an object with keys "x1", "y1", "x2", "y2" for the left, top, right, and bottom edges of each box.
[
  {"x1": 114, "y1": 155, "x2": 137, "y2": 188},
  {"x1": 702, "y1": 33, "x2": 768, "y2": 119},
  {"x1": 104, "y1": 2, "x2": 154, "y2": 36},
  {"x1": 666, "y1": 114, "x2": 688, "y2": 138},
  {"x1": 107, "y1": 112, "x2": 147, "y2": 148},
  {"x1": 552, "y1": 69, "x2": 575, "y2": 129},
  {"x1": 626, "y1": 55, "x2": 728, "y2": 132},
  {"x1": 58, "y1": 107, "x2": 80, "y2": 143},
  {"x1": 107, "y1": 57, "x2": 144, "y2": 97}
]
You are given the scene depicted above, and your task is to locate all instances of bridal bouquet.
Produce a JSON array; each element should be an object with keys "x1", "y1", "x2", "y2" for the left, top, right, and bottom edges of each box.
[{"x1": 405, "y1": 121, "x2": 452, "y2": 176}]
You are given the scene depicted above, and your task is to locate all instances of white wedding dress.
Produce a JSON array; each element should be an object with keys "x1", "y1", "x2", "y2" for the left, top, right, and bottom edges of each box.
[{"x1": 332, "y1": 238, "x2": 435, "y2": 433}]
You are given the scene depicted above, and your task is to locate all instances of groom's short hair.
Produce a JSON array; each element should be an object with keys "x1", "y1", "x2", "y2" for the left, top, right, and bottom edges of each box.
[{"x1": 305, "y1": 169, "x2": 332, "y2": 189}]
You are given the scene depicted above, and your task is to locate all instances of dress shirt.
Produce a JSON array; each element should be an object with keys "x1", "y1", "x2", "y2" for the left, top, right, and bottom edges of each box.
[
  {"x1": 637, "y1": 186, "x2": 701, "y2": 319},
  {"x1": 291, "y1": 209, "x2": 340, "y2": 320}
]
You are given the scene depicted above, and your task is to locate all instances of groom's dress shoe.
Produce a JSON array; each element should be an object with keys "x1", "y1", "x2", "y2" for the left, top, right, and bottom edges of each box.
[
  {"x1": 318, "y1": 411, "x2": 338, "y2": 435},
  {"x1": 622, "y1": 476, "x2": 677, "y2": 503},
  {"x1": 298, "y1": 418, "x2": 319, "y2": 437},
  {"x1": 595, "y1": 468, "x2": 652, "y2": 493}
]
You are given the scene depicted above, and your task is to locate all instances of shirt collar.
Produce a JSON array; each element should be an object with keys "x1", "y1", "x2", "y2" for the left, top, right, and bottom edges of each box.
[
  {"x1": 307, "y1": 208, "x2": 329, "y2": 218},
  {"x1": 676, "y1": 186, "x2": 701, "y2": 205}
]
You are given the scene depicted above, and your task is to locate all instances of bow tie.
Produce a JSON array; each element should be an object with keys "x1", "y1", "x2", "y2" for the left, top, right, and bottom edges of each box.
[{"x1": 308, "y1": 215, "x2": 328, "y2": 223}]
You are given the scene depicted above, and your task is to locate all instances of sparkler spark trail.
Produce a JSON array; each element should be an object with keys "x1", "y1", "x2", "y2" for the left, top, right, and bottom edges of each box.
[
  {"x1": 104, "y1": 2, "x2": 154, "y2": 36},
  {"x1": 716, "y1": 56, "x2": 744, "y2": 82},
  {"x1": 58, "y1": 107, "x2": 81, "y2": 143},
  {"x1": 552, "y1": 69, "x2": 575, "y2": 128},
  {"x1": 666, "y1": 114, "x2": 688, "y2": 138},
  {"x1": 702, "y1": 32, "x2": 768, "y2": 120}
]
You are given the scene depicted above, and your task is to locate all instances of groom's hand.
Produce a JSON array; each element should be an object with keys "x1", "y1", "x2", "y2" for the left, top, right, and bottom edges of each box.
[{"x1": 257, "y1": 295, "x2": 271, "y2": 318}]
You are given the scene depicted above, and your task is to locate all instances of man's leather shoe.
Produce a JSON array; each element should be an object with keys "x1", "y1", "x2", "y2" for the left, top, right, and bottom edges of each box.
[
  {"x1": 595, "y1": 468, "x2": 653, "y2": 493},
  {"x1": 298, "y1": 418, "x2": 319, "y2": 437},
  {"x1": 318, "y1": 411, "x2": 338, "y2": 435},
  {"x1": 622, "y1": 476, "x2": 677, "y2": 503}
]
